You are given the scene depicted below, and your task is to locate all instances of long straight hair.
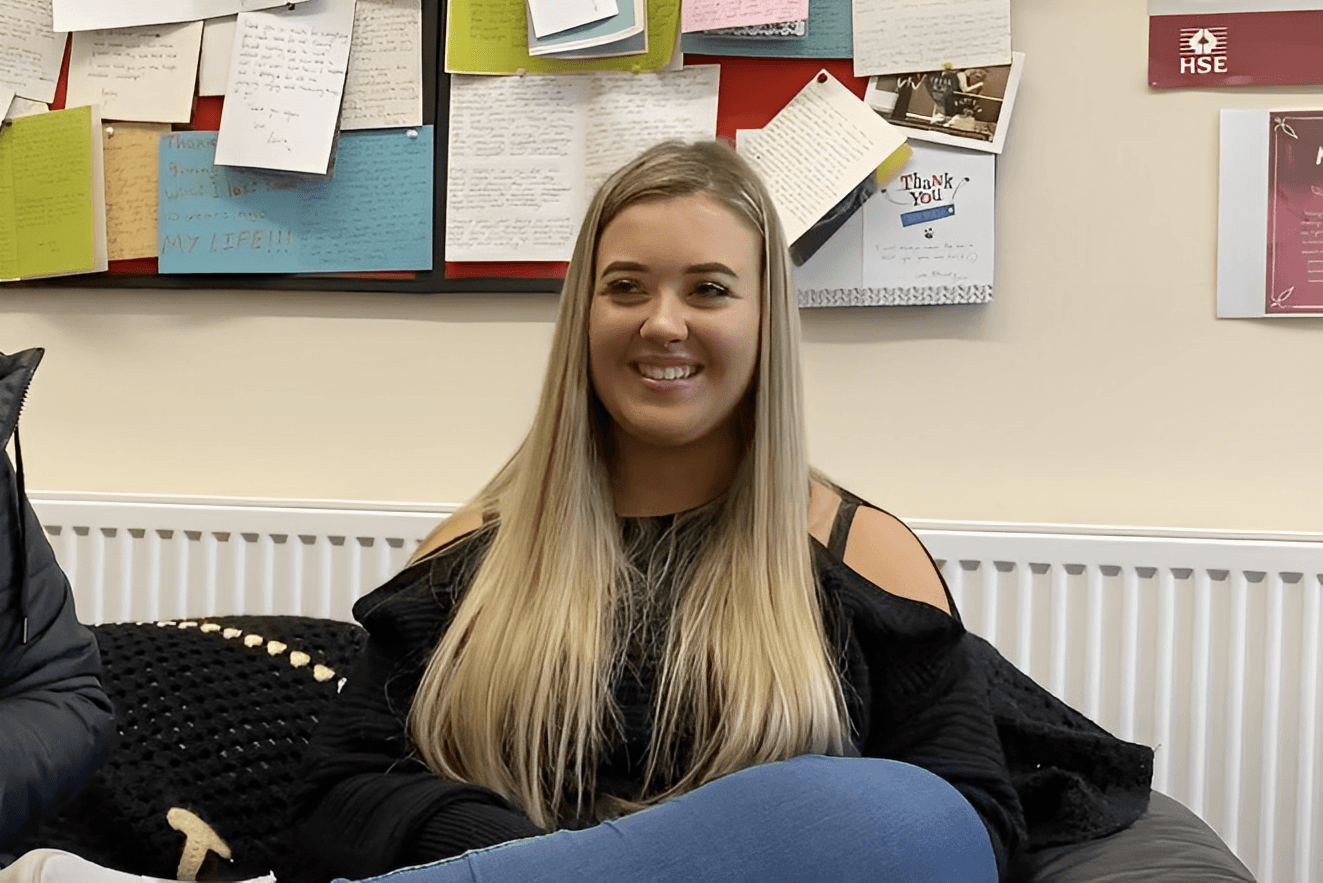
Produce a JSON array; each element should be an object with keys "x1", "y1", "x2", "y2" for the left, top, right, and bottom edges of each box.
[{"x1": 407, "y1": 140, "x2": 848, "y2": 828}]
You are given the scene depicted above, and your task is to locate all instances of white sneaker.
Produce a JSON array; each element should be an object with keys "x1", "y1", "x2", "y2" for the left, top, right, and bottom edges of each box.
[{"x1": 0, "y1": 849, "x2": 277, "y2": 883}]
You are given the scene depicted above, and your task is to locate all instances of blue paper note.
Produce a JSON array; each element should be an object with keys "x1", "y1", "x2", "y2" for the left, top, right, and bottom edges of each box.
[
  {"x1": 682, "y1": 0, "x2": 850, "y2": 58},
  {"x1": 158, "y1": 127, "x2": 434, "y2": 274}
]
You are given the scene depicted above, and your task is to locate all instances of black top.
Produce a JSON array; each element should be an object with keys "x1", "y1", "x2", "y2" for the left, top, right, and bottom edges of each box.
[{"x1": 293, "y1": 499, "x2": 1152, "y2": 882}]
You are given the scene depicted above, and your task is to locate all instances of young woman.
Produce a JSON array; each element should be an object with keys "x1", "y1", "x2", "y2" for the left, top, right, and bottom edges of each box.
[{"x1": 293, "y1": 140, "x2": 1150, "y2": 883}]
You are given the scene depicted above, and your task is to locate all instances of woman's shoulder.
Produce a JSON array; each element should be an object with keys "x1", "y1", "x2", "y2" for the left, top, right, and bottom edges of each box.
[
  {"x1": 412, "y1": 507, "x2": 486, "y2": 562},
  {"x1": 810, "y1": 481, "x2": 953, "y2": 617},
  {"x1": 351, "y1": 519, "x2": 493, "y2": 633}
]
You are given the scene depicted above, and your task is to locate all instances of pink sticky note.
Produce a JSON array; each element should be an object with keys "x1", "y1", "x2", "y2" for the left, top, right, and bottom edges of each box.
[{"x1": 681, "y1": 0, "x2": 808, "y2": 34}]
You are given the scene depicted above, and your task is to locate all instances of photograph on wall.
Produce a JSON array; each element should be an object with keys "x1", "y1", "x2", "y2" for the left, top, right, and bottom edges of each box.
[{"x1": 863, "y1": 52, "x2": 1023, "y2": 154}]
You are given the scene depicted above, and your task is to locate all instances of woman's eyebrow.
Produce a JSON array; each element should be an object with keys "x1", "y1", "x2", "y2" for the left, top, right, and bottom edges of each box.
[
  {"x1": 598, "y1": 260, "x2": 740, "y2": 277},
  {"x1": 599, "y1": 260, "x2": 646, "y2": 276},
  {"x1": 686, "y1": 262, "x2": 739, "y2": 277}
]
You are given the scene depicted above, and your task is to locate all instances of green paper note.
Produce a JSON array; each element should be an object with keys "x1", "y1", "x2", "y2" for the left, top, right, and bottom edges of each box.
[
  {"x1": 446, "y1": 0, "x2": 679, "y2": 74},
  {"x1": 0, "y1": 105, "x2": 103, "y2": 281},
  {"x1": 0, "y1": 132, "x2": 17, "y2": 281}
]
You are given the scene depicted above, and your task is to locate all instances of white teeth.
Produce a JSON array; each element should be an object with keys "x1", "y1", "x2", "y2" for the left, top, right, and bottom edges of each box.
[{"x1": 639, "y1": 364, "x2": 695, "y2": 381}]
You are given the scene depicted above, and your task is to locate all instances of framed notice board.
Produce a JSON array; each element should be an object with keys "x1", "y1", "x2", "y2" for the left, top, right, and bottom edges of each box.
[{"x1": 15, "y1": 1, "x2": 876, "y2": 294}]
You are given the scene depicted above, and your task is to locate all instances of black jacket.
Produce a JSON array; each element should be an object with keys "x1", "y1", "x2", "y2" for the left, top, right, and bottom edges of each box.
[{"x1": 0, "y1": 348, "x2": 115, "y2": 854}]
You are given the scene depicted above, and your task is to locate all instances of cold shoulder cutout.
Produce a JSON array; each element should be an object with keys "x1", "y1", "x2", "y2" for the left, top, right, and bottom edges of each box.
[{"x1": 820, "y1": 489, "x2": 952, "y2": 616}]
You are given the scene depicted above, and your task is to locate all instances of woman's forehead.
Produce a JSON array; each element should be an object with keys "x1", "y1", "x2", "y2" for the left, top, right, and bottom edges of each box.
[{"x1": 596, "y1": 195, "x2": 763, "y2": 265}]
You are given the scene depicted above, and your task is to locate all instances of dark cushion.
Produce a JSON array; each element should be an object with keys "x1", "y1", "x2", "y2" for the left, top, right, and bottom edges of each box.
[
  {"x1": 1010, "y1": 791, "x2": 1256, "y2": 882},
  {"x1": 15, "y1": 615, "x2": 366, "y2": 882}
]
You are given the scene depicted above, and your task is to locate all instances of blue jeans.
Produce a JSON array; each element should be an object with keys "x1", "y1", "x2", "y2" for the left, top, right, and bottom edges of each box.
[{"x1": 342, "y1": 755, "x2": 997, "y2": 883}]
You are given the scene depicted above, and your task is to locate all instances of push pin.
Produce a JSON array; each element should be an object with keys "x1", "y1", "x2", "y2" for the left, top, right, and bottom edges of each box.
[
  {"x1": 105, "y1": 125, "x2": 114, "y2": 137},
  {"x1": 407, "y1": 128, "x2": 417, "y2": 138}
]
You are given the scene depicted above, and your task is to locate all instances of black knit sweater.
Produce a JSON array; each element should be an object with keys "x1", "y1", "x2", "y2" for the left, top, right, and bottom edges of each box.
[{"x1": 293, "y1": 514, "x2": 1152, "y2": 883}]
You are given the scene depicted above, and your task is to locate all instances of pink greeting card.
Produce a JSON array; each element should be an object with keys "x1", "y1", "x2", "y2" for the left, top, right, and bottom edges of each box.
[{"x1": 1266, "y1": 112, "x2": 1323, "y2": 314}]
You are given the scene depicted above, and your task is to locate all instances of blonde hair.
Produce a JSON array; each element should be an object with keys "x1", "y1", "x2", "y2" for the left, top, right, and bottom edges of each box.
[{"x1": 407, "y1": 140, "x2": 848, "y2": 828}]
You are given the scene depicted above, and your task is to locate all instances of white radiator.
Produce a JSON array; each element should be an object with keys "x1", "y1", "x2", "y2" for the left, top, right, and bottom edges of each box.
[
  {"x1": 30, "y1": 492, "x2": 447, "y2": 624},
  {"x1": 27, "y1": 493, "x2": 1323, "y2": 883},
  {"x1": 916, "y1": 525, "x2": 1322, "y2": 883}
]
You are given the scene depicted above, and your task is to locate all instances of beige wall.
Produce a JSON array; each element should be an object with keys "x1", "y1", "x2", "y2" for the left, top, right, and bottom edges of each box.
[{"x1": 4, "y1": 0, "x2": 1322, "y2": 532}]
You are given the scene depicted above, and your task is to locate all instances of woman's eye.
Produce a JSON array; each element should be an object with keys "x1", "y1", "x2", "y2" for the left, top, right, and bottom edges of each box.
[
  {"x1": 693, "y1": 281, "x2": 731, "y2": 299},
  {"x1": 602, "y1": 278, "x2": 644, "y2": 296}
]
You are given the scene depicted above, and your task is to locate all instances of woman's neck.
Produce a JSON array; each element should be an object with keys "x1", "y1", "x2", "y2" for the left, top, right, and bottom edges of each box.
[{"x1": 607, "y1": 429, "x2": 743, "y2": 517}]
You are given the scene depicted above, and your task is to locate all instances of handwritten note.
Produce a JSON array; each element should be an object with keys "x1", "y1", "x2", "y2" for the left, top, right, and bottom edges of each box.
[
  {"x1": 852, "y1": 0, "x2": 1011, "y2": 77},
  {"x1": 861, "y1": 143, "x2": 993, "y2": 289},
  {"x1": 446, "y1": 76, "x2": 584, "y2": 261},
  {"x1": 527, "y1": 0, "x2": 616, "y2": 38},
  {"x1": 682, "y1": 0, "x2": 807, "y2": 33},
  {"x1": 198, "y1": 16, "x2": 237, "y2": 96},
  {"x1": 216, "y1": 0, "x2": 355, "y2": 174},
  {"x1": 341, "y1": 0, "x2": 423, "y2": 130},
  {"x1": 4, "y1": 97, "x2": 47, "y2": 120},
  {"x1": 102, "y1": 121, "x2": 168, "y2": 260},
  {"x1": 794, "y1": 141, "x2": 994, "y2": 306},
  {"x1": 67, "y1": 22, "x2": 204, "y2": 123},
  {"x1": 582, "y1": 67, "x2": 725, "y2": 195},
  {"x1": 446, "y1": 65, "x2": 719, "y2": 262},
  {"x1": 159, "y1": 127, "x2": 433, "y2": 273},
  {"x1": 52, "y1": 0, "x2": 313, "y2": 33},
  {"x1": 0, "y1": 105, "x2": 107, "y2": 281},
  {"x1": 739, "y1": 70, "x2": 909, "y2": 243},
  {"x1": 0, "y1": 0, "x2": 69, "y2": 103}
]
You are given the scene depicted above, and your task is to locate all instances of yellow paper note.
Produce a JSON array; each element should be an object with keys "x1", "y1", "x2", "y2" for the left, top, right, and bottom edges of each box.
[
  {"x1": 445, "y1": 0, "x2": 679, "y2": 75},
  {"x1": 0, "y1": 105, "x2": 107, "y2": 281},
  {"x1": 0, "y1": 133, "x2": 16, "y2": 280},
  {"x1": 102, "y1": 121, "x2": 169, "y2": 261}
]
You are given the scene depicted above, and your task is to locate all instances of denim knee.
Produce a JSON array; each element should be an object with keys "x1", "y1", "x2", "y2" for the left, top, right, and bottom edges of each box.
[{"x1": 726, "y1": 755, "x2": 997, "y2": 880}]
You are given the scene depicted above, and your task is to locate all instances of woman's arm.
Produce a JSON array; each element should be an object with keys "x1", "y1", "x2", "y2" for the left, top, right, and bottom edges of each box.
[
  {"x1": 815, "y1": 488, "x2": 1025, "y2": 877},
  {"x1": 292, "y1": 549, "x2": 540, "y2": 881}
]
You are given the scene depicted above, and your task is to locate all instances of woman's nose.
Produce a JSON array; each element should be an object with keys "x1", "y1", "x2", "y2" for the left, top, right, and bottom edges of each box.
[{"x1": 639, "y1": 293, "x2": 688, "y2": 344}]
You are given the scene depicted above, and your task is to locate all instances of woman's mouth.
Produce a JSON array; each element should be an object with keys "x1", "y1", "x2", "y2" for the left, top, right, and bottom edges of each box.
[{"x1": 636, "y1": 364, "x2": 699, "y2": 381}]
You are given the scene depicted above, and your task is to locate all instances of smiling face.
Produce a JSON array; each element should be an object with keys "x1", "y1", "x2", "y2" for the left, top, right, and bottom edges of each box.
[{"x1": 588, "y1": 194, "x2": 763, "y2": 462}]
